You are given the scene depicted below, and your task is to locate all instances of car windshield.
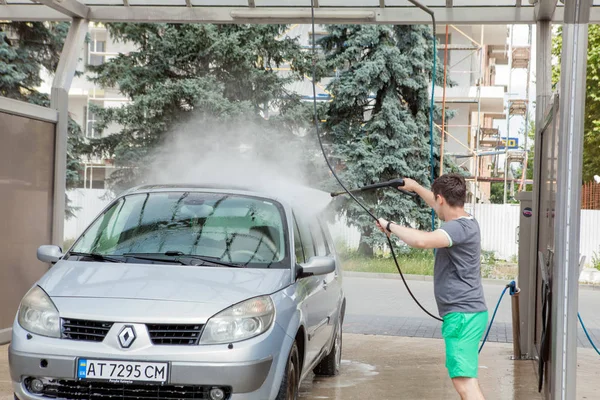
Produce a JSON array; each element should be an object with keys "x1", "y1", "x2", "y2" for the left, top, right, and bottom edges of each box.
[{"x1": 70, "y1": 191, "x2": 289, "y2": 268}]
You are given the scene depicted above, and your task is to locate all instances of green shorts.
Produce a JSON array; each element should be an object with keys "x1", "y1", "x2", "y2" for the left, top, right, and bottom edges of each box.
[{"x1": 442, "y1": 311, "x2": 489, "y2": 379}]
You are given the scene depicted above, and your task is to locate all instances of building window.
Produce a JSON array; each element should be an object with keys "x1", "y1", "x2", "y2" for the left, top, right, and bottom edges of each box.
[
  {"x1": 84, "y1": 106, "x2": 100, "y2": 138},
  {"x1": 88, "y1": 39, "x2": 106, "y2": 66}
]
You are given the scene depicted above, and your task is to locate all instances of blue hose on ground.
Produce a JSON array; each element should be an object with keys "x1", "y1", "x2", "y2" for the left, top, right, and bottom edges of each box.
[
  {"x1": 478, "y1": 283, "x2": 510, "y2": 354},
  {"x1": 578, "y1": 312, "x2": 600, "y2": 355},
  {"x1": 479, "y1": 282, "x2": 600, "y2": 356}
]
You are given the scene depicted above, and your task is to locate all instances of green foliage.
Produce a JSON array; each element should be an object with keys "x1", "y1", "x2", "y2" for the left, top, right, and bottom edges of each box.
[
  {"x1": 339, "y1": 250, "x2": 434, "y2": 276},
  {"x1": 524, "y1": 118, "x2": 535, "y2": 191},
  {"x1": 489, "y1": 182, "x2": 504, "y2": 204},
  {"x1": 83, "y1": 23, "x2": 313, "y2": 192},
  {"x1": 0, "y1": 21, "x2": 84, "y2": 218},
  {"x1": 552, "y1": 25, "x2": 600, "y2": 183},
  {"x1": 0, "y1": 22, "x2": 68, "y2": 101},
  {"x1": 591, "y1": 250, "x2": 600, "y2": 271},
  {"x1": 318, "y1": 25, "x2": 452, "y2": 253},
  {"x1": 63, "y1": 237, "x2": 76, "y2": 251},
  {"x1": 481, "y1": 250, "x2": 498, "y2": 266}
]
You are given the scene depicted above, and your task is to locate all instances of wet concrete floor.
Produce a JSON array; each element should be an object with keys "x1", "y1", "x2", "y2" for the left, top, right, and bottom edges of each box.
[{"x1": 1, "y1": 334, "x2": 598, "y2": 399}]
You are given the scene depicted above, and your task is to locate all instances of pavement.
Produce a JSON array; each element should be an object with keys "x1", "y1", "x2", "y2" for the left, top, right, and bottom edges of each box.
[
  {"x1": 342, "y1": 273, "x2": 600, "y2": 349},
  {"x1": 2, "y1": 337, "x2": 598, "y2": 400}
]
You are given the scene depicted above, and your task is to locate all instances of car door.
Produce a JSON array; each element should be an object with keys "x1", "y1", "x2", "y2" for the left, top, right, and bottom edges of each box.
[
  {"x1": 309, "y1": 219, "x2": 339, "y2": 347},
  {"x1": 293, "y1": 213, "x2": 330, "y2": 366}
]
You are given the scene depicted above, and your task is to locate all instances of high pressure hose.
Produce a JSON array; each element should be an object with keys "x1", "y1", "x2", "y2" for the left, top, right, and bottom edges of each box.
[{"x1": 308, "y1": 0, "x2": 442, "y2": 322}]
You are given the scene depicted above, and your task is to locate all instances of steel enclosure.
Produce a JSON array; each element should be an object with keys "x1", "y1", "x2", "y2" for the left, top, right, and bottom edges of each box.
[
  {"x1": 552, "y1": 0, "x2": 592, "y2": 398},
  {"x1": 0, "y1": 102, "x2": 57, "y2": 344},
  {"x1": 516, "y1": 191, "x2": 532, "y2": 358}
]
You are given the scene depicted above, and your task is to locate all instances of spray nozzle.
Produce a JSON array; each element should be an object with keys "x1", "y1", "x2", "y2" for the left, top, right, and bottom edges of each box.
[{"x1": 330, "y1": 178, "x2": 417, "y2": 199}]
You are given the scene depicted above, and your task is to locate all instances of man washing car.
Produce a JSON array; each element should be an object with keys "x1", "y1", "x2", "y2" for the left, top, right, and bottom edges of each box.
[{"x1": 376, "y1": 174, "x2": 488, "y2": 400}]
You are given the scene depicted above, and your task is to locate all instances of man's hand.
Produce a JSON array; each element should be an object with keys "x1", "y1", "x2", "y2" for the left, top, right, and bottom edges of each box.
[
  {"x1": 401, "y1": 178, "x2": 420, "y2": 192},
  {"x1": 376, "y1": 218, "x2": 391, "y2": 237},
  {"x1": 400, "y1": 178, "x2": 437, "y2": 209}
]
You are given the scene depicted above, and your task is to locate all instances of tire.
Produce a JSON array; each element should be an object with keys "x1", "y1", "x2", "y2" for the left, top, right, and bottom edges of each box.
[
  {"x1": 275, "y1": 341, "x2": 300, "y2": 400},
  {"x1": 313, "y1": 318, "x2": 342, "y2": 376}
]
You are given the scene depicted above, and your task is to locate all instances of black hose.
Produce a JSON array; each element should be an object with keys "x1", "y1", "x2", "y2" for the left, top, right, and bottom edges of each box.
[{"x1": 308, "y1": 0, "x2": 442, "y2": 322}]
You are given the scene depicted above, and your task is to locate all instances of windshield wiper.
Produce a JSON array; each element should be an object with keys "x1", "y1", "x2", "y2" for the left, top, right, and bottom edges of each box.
[
  {"x1": 68, "y1": 251, "x2": 124, "y2": 263},
  {"x1": 119, "y1": 253, "x2": 188, "y2": 265},
  {"x1": 179, "y1": 254, "x2": 246, "y2": 269},
  {"x1": 123, "y1": 252, "x2": 245, "y2": 268}
]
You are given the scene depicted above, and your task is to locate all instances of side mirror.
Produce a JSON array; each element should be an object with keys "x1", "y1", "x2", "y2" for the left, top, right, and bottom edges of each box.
[
  {"x1": 37, "y1": 245, "x2": 64, "y2": 264},
  {"x1": 297, "y1": 256, "x2": 336, "y2": 279}
]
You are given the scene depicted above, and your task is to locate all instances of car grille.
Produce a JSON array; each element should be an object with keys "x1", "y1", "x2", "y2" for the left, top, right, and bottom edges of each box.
[
  {"x1": 62, "y1": 319, "x2": 113, "y2": 342},
  {"x1": 146, "y1": 324, "x2": 204, "y2": 345},
  {"x1": 35, "y1": 379, "x2": 231, "y2": 400}
]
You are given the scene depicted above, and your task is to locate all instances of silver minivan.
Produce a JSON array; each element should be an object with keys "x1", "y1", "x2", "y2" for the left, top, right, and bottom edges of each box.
[{"x1": 9, "y1": 185, "x2": 345, "y2": 400}]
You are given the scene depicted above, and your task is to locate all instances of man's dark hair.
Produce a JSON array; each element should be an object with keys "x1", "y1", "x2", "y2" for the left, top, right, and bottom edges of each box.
[{"x1": 431, "y1": 173, "x2": 467, "y2": 207}]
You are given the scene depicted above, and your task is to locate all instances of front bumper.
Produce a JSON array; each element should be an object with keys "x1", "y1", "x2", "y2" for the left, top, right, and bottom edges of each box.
[{"x1": 10, "y1": 320, "x2": 293, "y2": 400}]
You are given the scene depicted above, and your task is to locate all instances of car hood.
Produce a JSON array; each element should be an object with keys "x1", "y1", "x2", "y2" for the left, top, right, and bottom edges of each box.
[{"x1": 39, "y1": 260, "x2": 291, "y2": 306}]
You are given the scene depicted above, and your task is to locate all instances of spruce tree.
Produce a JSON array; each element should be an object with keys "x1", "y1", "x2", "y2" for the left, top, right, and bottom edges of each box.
[
  {"x1": 84, "y1": 23, "x2": 312, "y2": 191},
  {"x1": 320, "y1": 25, "x2": 449, "y2": 255},
  {"x1": 553, "y1": 25, "x2": 600, "y2": 183}
]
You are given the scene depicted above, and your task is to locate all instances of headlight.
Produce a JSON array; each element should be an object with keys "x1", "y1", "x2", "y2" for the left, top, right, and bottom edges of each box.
[
  {"x1": 200, "y1": 296, "x2": 275, "y2": 344},
  {"x1": 17, "y1": 286, "x2": 61, "y2": 338}
]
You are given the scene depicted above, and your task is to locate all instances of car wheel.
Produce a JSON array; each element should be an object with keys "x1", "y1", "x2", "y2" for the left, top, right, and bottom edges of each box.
[
  {"x1": 313, "y1": 318, "x2": 342, "y2": 376},
  {"x1": 276, "y1": 340, "x2": 300, "y2": 400}
]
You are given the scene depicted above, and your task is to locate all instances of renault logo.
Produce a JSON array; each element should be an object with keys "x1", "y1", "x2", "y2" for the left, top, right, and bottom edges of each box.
[{"x1": 118, "y1": 325, "x2": 136, "y2": 348}]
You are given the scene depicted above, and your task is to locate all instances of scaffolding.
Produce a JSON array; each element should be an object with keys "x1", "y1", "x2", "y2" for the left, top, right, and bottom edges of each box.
[
  {"x1": 502, "y1": 25, "x2": 532, "y2": 203},
  {"x1": 437, "y1": 25, "x2": 511, "y2": 205}
]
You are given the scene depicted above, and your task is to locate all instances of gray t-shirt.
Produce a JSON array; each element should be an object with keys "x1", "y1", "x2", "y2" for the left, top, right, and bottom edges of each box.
[{"x1": 434, "y1": 216, "x2": 487, "y2": 318}]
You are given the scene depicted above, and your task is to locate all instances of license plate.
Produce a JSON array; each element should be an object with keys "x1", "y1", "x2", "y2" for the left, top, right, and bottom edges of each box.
[{"x1": 78, "y1": 359, "x2": 168, "y2": 383}]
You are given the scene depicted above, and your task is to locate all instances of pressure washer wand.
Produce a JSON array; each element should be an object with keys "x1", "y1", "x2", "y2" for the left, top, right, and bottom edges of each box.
[{"x1": 330, "y1": 178, "x2": 418, "y2": 199}]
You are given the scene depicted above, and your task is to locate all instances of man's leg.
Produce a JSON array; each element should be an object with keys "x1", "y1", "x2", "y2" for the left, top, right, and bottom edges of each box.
[{"x1": 451, "y1": 377, "x2": 485, "y2": 400}]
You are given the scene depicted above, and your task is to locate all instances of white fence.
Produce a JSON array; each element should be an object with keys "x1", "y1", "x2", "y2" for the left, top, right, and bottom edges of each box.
[
  {"x1": 466, "y1": 204, "x2": 521, "y2": 261},
  {"x1": 64, "y1": 189, "x2": 113, "y2": 242},
  {"x1": 64, "y1": 189, "x2": 600, "y2": 265},
  {"x1": 329, "y1": 204, "x2": 600, "y2": 265}
]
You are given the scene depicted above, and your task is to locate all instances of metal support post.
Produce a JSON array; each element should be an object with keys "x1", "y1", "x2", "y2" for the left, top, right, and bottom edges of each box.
[
  {"x1": 517, "y1": 190, "x2": 533, "y2": 357},
  {"x1": 50, "y1": 18, "x2": 88, "y2": 247},
  {"x1": 472, "y1": 26, "x2": 484, "y2": 213},
  {"x1": 552, "y1": 0, "x2": 592, "y2": 399},
  {"x1": 504, "y1": 25, "x2": 514, "y2": 204},
  {"x1": 511, "y1": 287, "x2": 522, "y2": 359},
  {"x1": 522, "y1": 18, "x2": 553, "y2": 360}
]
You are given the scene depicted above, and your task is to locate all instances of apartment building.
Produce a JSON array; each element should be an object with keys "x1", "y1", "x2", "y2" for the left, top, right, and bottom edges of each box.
[{"x1": 434, "y1": 25, "x2": 511, "y2": 203}]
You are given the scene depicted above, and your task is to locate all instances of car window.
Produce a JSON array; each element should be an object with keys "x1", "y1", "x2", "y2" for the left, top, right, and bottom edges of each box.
[
  {"x1": 70, "y1": 192, "x2": 290, "y2": 268},
  {"x1": 296, "y1": 215, "x2": 315, "y2": 261},
  {"x1": 293, "y1": 215, "x2": 305, "y2": 264},
  {"x1": 310, "y1": 219, "x2": 327, "y2": 257},
  {"x1": 321, "y1": 224, "x2": 332, "y2": 255}
]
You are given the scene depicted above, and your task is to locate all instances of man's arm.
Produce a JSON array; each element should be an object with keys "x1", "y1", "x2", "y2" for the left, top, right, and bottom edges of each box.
[
  {"x1": 377, "y1": 218, "x2": 450, "y2": 249},
  {"x1": 402, "y1": 178, "x2": 436, "y2": 209}
]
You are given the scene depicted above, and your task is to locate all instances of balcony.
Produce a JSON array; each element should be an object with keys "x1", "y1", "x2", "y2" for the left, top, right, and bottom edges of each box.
[
  {"x1": 512, "y1": 47, "x2": 531, "y2": 70},
  {"x1": 508, "y1": 100, "x2": 528, "y2": 116},
  {"x1": 434, "y1": 85, "x2": 505, "y2": 113}
]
